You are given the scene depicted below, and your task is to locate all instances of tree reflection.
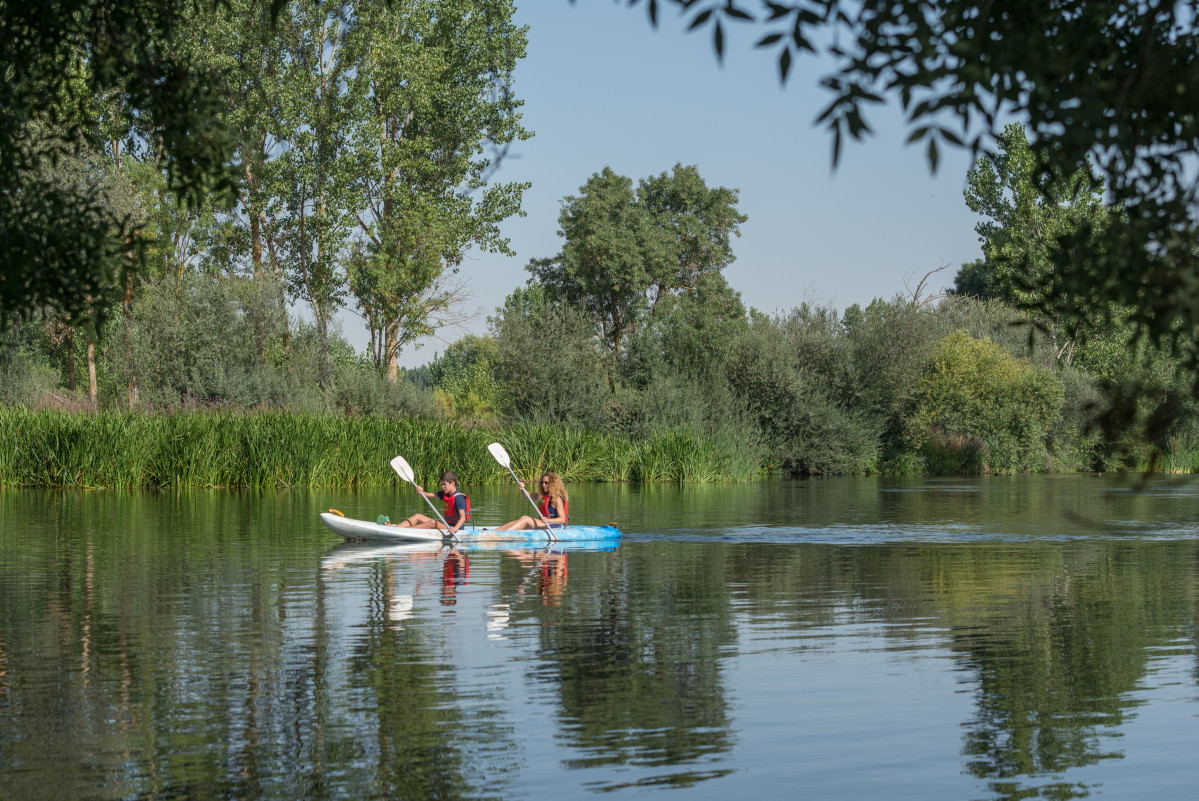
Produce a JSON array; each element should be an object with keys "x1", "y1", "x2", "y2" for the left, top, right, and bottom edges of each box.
[
  {"x1": 939, "y1": 544, "x2": 1192, "y2": 799},
  {"x1": 4, "y1": 486, "x2": 1199, "y2": 800},
  {"x1": 524, "y1": 546, "x2": 737, "y2": 787},
  {"x1": 0, "y1": 492, "x2": 507, "y2": 800}
]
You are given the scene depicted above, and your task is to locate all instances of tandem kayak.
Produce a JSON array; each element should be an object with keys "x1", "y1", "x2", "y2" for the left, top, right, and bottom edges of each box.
[{"x1": 320, "y1": 512, "x2": 621, "y2": 544}]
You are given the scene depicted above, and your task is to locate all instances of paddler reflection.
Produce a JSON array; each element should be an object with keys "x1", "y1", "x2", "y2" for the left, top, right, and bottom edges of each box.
[
  {"x1": 440, "y1": 546, "x2": 470, "y2": 606},
  {"x1": 506, "y1": 548, "x2": 567, "y2": 606},
  {"x1": 320, "y1": 541, "x2": 468, "y2": 625}
]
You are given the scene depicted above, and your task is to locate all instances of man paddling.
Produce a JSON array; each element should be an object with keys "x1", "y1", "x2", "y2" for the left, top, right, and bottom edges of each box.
[{"x1": 390, "y1": 471, "x2": 470, "y2": 538}]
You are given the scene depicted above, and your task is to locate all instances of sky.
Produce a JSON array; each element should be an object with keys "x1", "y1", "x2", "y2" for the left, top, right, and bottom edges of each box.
[{"x1": 344, "y1": 1, "x2": 985, "y2": 368}]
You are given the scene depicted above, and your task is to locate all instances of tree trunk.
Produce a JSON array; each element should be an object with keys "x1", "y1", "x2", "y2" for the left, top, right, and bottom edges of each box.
[
  {"x1": 265, "y1": 229, "x2": 291, "y2": 372},
  {"x1": 316, "y1": 310, "x2": 334, "y2": 390},
  {"x1": 386, "y1": 321, "x2": 398, "y2": 383},
  {"x1": 66, "y1": 328, "x2": 77, "y2": 392},
  {"x1": 123, "y1": 275, "x2": 138, "y2": 407},
  {"x1": 87, "y1": 339, "x2": 98, "y2": 407}
]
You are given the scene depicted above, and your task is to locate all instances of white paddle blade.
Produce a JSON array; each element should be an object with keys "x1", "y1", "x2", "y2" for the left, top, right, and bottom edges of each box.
[
  {"x1": 389, "y1": 455, "x2": 415, "y2": 484},
  {"x1": 487, "y1": 442, "x2": 511, "y2": 468}
]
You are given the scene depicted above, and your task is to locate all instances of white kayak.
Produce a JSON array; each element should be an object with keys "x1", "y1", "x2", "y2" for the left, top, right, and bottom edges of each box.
[{"x1": 320, "y1": 512, "x2": 622, "y2": 544}]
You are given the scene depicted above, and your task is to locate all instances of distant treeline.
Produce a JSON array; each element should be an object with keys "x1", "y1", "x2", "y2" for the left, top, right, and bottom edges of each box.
[{"x1": 3, "y1": 275, "x2": 1198, "y2": 487}]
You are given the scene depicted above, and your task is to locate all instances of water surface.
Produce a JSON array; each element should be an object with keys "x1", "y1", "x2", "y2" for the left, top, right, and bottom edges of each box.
[{"x1": 2, "y1": 475, "x2": 1198, "y2": 799}]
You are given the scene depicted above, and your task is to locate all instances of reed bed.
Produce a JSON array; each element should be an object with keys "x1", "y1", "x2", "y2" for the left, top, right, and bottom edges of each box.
[{"x1": 0, "y1": 408, "x2": 763, "y2": 488}]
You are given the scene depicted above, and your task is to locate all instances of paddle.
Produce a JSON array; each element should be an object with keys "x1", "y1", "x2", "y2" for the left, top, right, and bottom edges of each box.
[
  {"x1": 487, "y1": 442, "x2": 557, "y2": 542},
  {"x1": 389, "y1": 455, "x2": 457, "y2": 541}
]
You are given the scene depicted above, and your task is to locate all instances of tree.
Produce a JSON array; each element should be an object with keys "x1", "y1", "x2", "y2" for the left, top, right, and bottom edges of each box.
[
  {"x1": 615, "y1": 0, "x2": 1199, "y2": 375},
  {"x1": 961, "y1": 123, "x2": 1115, "y2": 349},
  {"x1": 488, "y1": 285, "x2": 609, "y2": 425},
  {"x1": 623, "y1": 271, "x2": 746, "y2": 387},
  {"x1": 1, "y1": 0, "x2": 238, "y2": 327},
  {"x1": 270, "y1": 0, "x2": 357, "y2": 390},
  {"x1": 343, "y1": 0, "x2": 531, "y2": 380},
  {"x1": 529, "y1": 163, "x2": 746, "y2": 385}
]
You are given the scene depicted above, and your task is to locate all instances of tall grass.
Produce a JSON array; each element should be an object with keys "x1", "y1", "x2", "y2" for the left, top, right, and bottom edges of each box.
[
  {"x1": 1156, "y1": 437, "x2": 1199, "y2": 474},
  {"x1": 0, "y1": 409, "x2": 763, "y2": 488}
]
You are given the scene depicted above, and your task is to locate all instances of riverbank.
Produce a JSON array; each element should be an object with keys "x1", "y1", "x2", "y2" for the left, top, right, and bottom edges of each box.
[{"x1": 0, "y1": 408, "x2": 761, "y2": 488}]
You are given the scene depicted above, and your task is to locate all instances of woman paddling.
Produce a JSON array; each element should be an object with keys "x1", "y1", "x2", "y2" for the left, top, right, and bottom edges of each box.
[{"x1": 494, "y1": 472, "x2": 567, "y2": 531}]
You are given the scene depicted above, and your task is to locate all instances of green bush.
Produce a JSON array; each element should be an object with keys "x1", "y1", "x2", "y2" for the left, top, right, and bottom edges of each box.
[
  {"x1": 0, "y1": 348, "x2": 61, "y2": 407},
  {"x1": 840, "y1": 297, "x2": 941, "y2": 442},
  {"x1": 489, "y1": 287, "x2": 610, "y2": 427},
  {"x1": 913, "y1": 330, "x2": 1065, "y2": 473},
  {"x1": 726, "y1": 315, "x2": 878, "y2": 475}
]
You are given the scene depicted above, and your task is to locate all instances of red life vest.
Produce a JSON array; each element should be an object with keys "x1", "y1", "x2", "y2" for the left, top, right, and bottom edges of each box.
[
  {"x1": 441, "y1": 491, "x2": 470, "y2": 525},
  {"x1": 540, "y1": 495, "x2": 567, "y2": 524}
]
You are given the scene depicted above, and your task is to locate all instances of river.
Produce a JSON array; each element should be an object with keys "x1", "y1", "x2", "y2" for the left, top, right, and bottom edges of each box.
[{"x1": 2, "y1": 475, "x2": 1198, "y2": 799}]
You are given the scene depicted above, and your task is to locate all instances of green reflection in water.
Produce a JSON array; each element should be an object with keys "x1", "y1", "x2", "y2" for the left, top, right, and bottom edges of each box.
[{"x1": 1, "y1": 480, "x2": 1197, "y2": 800}]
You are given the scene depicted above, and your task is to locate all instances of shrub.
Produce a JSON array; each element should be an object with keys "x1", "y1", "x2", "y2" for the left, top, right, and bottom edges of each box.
[
  {"x1": 913, "y1": 330, "x2": 1065, "y2": 473},
  {"x1": 489, "y1": 287, "x2": 609, "y2": 427},
  {"x1": 0, "y1": 348, "x2": 61, "y2": 407},
  {"x1": 726, "y1": 316, "x2": 878, "y2": 475}
]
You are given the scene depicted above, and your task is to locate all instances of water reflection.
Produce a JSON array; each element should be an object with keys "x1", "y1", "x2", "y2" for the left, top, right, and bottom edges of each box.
[
  {"x1": 1, "y1": 482, "x2": 1198, "y2": 799},
  {"x1": 537, "y1": 545, "x2": 736, "y2": 791}
]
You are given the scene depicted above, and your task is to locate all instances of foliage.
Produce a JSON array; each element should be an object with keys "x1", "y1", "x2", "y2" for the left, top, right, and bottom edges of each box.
[
  {"x1": 342, "y1": 0, "x2": 531, "y2": 377},
  {"x1": 623, "y1": 271, "x2": 747, "y2": 387},
  {"x1": 0, "y1": 346, "x2": 60, "y2": 408},
  {"x1": 962, "y1": 124, "x2": 1114, "y2": 318},
  {"x1": 269, "y1": 0, "x2": 358, "y2": 388},
  {"x1": 630, "y1": 0, "x2": 1199, "y2": 383},
  {"x1": 427, "y1": 336, "x2": 501, "y2": 425},
  {"x1": 529, "y1": 164, "x2": 746, "y2": 378},
  {"x1": 79, "y1": 272, "x2": 430, "y2": 416},
  {"x1": 839, "y1": 297, "x2": 941, "y2": 443},
  {"x1": 726, "y1": 312, "x2": 879, "y2": 475},
  {"x1": 488, "y1": 286, "x2": 610, "y2": 427},
  {"x1": 1, "y1": 0, "x2": 238, "y2": 327},
  {"x1": 913, "y1": 330, "x2": 1065, "y2": 473}
]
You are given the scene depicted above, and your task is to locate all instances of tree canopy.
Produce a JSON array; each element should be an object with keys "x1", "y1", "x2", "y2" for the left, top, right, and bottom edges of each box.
[
  {"x1": 957, "y1": 123, "x2": 1115, "y2": 350},
  {"x1": 529, "y1": 164, "x2": 745, "y2": 362},
  {"x1": 620, "y1": 0, "x2": 1199, "y2": 370},
  {"x1": 1, "y1": 0, "x2": 239, "y2": 327}
]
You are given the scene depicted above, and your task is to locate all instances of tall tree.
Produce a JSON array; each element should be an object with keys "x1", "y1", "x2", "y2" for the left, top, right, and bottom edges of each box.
[
  {"x1": 613, "y1": 0, "x2": 1199, "y2": 374},
  {"x1": 182, "y1": 0, "x2": 293, "y2": 365},
  {"x1": 271, "y1": 0, "x2": 356, "y2": 389},
  {"x1": 960, "y1": 123, "x2": 1115, "y2": 359},
  {"x1": 343, "y1": 0, "x2": 531, "y2": 380},
  {"x1": 529, "y1": 164, "x2": 746, "y2": 384}
]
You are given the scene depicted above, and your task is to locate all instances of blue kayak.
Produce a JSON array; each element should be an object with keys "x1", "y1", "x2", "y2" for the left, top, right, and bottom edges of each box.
[{"x1": 320, "y1": 512, "x2": 621, "y2": 544}]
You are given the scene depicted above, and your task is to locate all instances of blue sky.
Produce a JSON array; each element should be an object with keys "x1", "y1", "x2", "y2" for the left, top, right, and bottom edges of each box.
[{"x1": 350, "y1": 1, "x2": 985, "y2": 367}]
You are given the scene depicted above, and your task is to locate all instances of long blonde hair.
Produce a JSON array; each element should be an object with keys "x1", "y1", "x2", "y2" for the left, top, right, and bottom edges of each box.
[{"x1": 540, "y1": 472, "x2": 567, "y2": 504}]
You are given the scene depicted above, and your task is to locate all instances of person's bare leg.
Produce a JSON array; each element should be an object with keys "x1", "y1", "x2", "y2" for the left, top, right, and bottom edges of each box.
[{"x1": 399, "y1": 514, "x2": 441, "y2": 529}]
